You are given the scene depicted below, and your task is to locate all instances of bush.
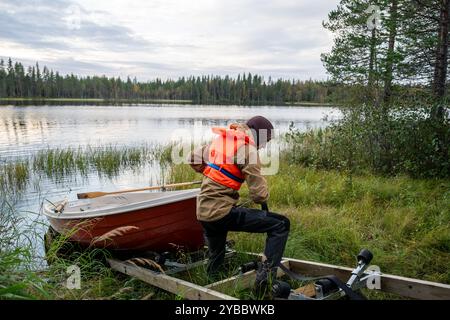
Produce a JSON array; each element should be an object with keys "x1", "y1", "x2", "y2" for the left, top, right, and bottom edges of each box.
[{"x1": 285, "y1": 102, "x2": 450, "y2": 178}]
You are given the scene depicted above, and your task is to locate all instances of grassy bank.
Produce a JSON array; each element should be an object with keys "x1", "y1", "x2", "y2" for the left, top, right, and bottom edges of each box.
[
  {"x1": 288, "y1": 101, "x2": 335, "y2": 107},
  {"x1": 170, "y1": 162, "x2": 450, "y2": 284},
  {"x1": 0, "y1": 143, "x2": 449, "y2": 299},
  {"x1": 0, "y1": 98, "x2": 193, "y2": 104},
  {"x1": 0, "y1": 98, "x2": 334, "y2": 107}
]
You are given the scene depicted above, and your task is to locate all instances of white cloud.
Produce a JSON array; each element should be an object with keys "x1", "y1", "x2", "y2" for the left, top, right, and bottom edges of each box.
[{"x1": 0, "y1": 0, "x2": 339, "y2": 80}]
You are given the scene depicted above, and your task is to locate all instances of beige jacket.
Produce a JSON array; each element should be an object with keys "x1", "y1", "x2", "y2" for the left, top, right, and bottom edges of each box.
[{"x1": 188, "y1": 123, "x2": 269, "y2": 222}]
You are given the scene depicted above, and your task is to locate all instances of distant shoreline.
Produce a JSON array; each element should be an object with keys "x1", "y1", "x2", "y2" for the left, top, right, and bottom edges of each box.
[{"x1": 0, "y1": 97, "x2": 334, "y2": 107}]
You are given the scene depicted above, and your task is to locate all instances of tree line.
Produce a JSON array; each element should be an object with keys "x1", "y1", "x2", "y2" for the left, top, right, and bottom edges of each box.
[{"x1": 0, "y1": 58, "x2": 344, "y2": 105}]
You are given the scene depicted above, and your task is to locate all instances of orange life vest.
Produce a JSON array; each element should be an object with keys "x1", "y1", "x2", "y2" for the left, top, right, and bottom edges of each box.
[{"x1": 202, "y1": 126, "x2": 255, "y2": 190}]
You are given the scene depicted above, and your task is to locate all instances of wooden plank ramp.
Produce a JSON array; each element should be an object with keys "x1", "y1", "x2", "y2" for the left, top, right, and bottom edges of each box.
[{"x1": 108, "y1": 258, "x2": 237, "y2": 300}]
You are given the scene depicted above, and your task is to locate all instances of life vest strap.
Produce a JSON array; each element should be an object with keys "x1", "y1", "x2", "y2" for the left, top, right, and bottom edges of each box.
[{"x1": 206, "y1": 162, "x2": 245, "y2": 184}]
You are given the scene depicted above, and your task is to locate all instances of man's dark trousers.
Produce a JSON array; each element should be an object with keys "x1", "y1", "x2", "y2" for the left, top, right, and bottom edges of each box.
[{"x1": 200, "y1": 206, "x2": 290, "y2": 277}]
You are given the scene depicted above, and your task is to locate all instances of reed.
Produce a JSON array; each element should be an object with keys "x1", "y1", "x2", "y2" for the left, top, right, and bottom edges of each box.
[
  {"x1": 0, "y1": 143, "x2": 172, "y2": 193},
  {"x1": 0, "y1": 162, "x2": 30, "y2": 194},
  {"x1": 32, "y1": 145, "x2": 156, "y2": 178},
  {"x1": 0, "y1": 198, "x2": 50, "y2": 299}
]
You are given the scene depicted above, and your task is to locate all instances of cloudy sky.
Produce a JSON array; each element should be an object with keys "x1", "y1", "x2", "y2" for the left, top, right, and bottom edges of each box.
[{"x1": 0, "y1": 0, "x2": 339, "y2": 81}]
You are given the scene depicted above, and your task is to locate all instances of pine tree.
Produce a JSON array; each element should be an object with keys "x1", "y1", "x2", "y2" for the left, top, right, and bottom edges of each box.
[
  {"x1": 321, "y1": 0, "x2": 385, "y2": 86},
  {"x1": 0, "y1": 59, "x2": 6, "y2": 97},
  {"x1": 6, "y1": 58, "x2": 15, "y2": 97}
]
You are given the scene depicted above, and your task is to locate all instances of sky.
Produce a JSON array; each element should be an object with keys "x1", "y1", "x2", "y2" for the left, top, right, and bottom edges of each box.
[{"x1": 0, "y1": 0, "x2": 340, "y2": 81}]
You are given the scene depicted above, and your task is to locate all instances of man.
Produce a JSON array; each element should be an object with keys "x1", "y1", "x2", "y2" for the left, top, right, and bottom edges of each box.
[{"x1": 188, "y1": 115, "x2": 290, "y2": 295}]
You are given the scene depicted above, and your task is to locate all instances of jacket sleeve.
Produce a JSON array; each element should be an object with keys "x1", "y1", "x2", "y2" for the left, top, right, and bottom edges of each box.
[
  {"x1": 187, "y1": 145, "x2": 209, "y2": 173},
  {"x1": 237, "y1": 145, "x2": 269, "y2": 204}
]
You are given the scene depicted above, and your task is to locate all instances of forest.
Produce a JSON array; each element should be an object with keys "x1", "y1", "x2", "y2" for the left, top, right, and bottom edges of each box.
[{"x1": 0, "y1": 58, "x2": 342, "y2": 105}]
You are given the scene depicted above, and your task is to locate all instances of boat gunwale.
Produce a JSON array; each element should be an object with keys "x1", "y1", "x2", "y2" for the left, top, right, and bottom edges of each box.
[{"x1": 43, "y1": 188, "x2": 199, "y2": 220}]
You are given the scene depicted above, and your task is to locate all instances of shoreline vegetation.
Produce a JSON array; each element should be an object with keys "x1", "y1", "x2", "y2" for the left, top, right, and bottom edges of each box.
[
  {"x1": 0, "y1": 144, "x2": 174, "y2": 193},
  {"x1": 0, "y1": 97, "x2": 334, "y2": 107},
  {"x1": 0, "y1": 131, "x2": 449, "y2": 300}
]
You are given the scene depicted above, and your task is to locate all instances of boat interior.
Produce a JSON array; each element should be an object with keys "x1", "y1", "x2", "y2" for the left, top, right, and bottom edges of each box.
[{"x1": 43, "y1": 188, "x2": 200, "y2": 219}]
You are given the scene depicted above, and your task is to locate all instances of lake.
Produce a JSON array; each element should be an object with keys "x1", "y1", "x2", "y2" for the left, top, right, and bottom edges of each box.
[
  {"x1": 0, "y1": 104, "x2": 339, "y2": 266},
  {"x1": 0, "y1": 104, "x2": 339, "y2": 159}
]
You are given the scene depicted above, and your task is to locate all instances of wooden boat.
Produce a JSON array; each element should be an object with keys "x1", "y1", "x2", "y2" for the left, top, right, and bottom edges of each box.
[{"x1": 43, "y1": 189, "x2": 204, "y2": 252}]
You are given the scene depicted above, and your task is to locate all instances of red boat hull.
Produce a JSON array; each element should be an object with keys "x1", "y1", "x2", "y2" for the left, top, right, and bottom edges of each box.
[{"x1": 48, "y1": 197, "x2": 205, "y2": 252}]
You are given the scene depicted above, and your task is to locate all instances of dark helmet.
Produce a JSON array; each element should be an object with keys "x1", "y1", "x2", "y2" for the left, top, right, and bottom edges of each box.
[{"x1": 246, "y1": 116, "x2": 274, "y2": 149}]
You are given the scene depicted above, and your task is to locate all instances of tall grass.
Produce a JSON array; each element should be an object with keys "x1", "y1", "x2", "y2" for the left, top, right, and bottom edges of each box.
[
  {"x1": 0, "y1": 162, "x2": 29, "y2": 193},
  {"x1": 0, "y1": 142, "x2": 189, "y2": 300},
  {"x1": 0, "y1": 198, "x2": 50, "y2": 299},
  {"x1": 0, "y1": 197, "x2": 160, "y2": 300},
  {"x1": 33, "y1": 145, "x2": 157, "y2": 178}
]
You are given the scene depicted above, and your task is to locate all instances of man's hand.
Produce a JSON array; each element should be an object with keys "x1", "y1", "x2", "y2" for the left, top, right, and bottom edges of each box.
[{"x1": 261, "y1": 202, "x2": 269, "y2": 212}]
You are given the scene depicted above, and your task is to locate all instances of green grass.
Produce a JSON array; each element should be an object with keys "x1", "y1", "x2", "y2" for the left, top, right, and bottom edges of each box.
[
  {"x1": 0, "y1": 98, "x2": 105, "y2": 102},
  {"x1": 0, "y1": 97, "x2": 193, "y2": 104},
  {"x1": 167, "y1": 160, "x2": 450, "y2": 287},
  {"x1": 0, "y1": 142, "x2": 448, "y2": 300},
  {"x1": 240, "y1": 163, "x2": 450, "y2": 284},
  {"x1": 287, "y1": 101, "x2": 334, "y2": 106},
  {"x1": 0, "y1": 98, "x2": 330, "y2": 106}
]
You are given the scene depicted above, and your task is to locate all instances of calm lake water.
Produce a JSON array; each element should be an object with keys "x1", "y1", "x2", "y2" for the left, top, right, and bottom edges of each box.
[
  {"x1": 0, "y1": 104, "x2": 339, "y2": 266},
  {"x1": 0, "y1": 104, "x2": 338, "y2": 160}
]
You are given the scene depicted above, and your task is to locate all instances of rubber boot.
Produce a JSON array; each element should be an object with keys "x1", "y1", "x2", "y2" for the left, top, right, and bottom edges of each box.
[{"x1": 253, "y1": 261, "x2": 277, "y2": 298}]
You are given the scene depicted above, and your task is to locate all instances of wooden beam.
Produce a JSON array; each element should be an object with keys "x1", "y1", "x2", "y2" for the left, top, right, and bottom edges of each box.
[
  {"x1": 205, "y1": 260, "x2": 290, "y2": 293},
  {"x1": 286, "y1": 257, "x2": 450, "y2": 300},
  {"x1": 377, "y1": 273, "x2": 450, "y2": 300},
  {"x1": 108, "y1": 258, "x2": 237, "y2": 300}
]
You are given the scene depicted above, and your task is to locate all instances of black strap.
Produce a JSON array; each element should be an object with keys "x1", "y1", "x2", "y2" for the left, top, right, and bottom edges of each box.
[
  {"x1": 324, "y1": 275, "x2": 366, "y2": 300},
  {"x1": 261, "y1": 202, "x2": 269, "y2": 212},
  {"x1": 278, "y1": 263, "x2": 366, "y2": 300},
  {"x1": 206, "y1": 162, "x2": 245, "y2": 183},
  {"x1": 278, "y1": 262, "x2": 328, "y2": 282}
]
